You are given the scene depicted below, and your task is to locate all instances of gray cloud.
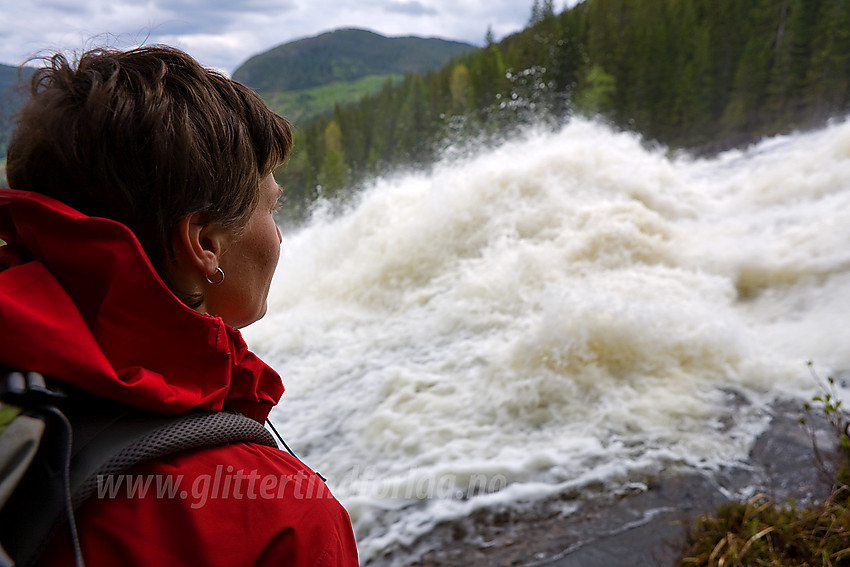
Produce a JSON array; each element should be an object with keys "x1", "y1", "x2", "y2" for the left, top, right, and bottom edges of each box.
[{"x1": 384, "y1": 1, "x2": 438, "y2": 16}]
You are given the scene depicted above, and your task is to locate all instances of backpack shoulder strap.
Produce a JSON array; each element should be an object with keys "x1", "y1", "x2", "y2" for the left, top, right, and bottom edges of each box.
[
  {"x1": 0, "y1": 370, "x2": 80, "y2": 567},
  {"x1": 4, "y1": 380, "x2": 279, "y2": 567},
  {"x1": 71, "y1": 409, "x2": 278, "y2": 506}
]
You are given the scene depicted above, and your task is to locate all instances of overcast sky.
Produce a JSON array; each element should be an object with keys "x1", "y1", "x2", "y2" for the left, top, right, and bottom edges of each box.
[{"x1": 0, "y1": 0, "x2": 581, "y2": 75}]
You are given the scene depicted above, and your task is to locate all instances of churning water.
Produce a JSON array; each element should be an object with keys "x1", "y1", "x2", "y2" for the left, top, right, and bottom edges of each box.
[{"x1": 242, "y1": 117, "x2": 850, "y2": 561}]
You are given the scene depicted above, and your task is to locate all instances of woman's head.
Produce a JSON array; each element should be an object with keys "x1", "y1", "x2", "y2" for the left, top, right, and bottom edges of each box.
[{"x1": 6, "y1": 45, "x2": 293, "y2": 326}]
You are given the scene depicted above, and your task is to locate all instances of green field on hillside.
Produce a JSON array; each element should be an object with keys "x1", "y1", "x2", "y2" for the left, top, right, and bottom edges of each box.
[{"x1": 264, "y1": 73, "x2": 403, "y2": 126}]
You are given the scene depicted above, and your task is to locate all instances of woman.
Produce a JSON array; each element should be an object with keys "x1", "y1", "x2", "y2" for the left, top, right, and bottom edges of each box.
[{"x1": 0, "y1": 46, "x2": 358, "y2": 565}]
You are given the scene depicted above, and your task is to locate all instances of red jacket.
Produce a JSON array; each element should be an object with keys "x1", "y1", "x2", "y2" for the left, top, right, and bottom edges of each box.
[{"x1": 0, "y1": 188, "x2": 359, "y2": 566}]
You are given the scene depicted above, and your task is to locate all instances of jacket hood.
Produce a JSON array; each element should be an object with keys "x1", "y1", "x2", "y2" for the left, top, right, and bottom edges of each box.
[{"x1": 0, "y1": 188, "x2": 283, "y2": 422}]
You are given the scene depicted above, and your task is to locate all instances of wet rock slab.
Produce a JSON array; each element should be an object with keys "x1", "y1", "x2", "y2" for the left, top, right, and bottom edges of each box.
[{"x1": 365, "y1": 400, "x2": 835, "y2": 567}]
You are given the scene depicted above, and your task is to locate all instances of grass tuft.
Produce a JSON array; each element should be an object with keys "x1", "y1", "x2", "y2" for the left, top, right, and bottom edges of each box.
[
  {"x1": 681, "y1": 363, "x2": 850, "y2": 566},
  {"x1": 681, "y1": 489, "x2": 850, "y2": 566}
]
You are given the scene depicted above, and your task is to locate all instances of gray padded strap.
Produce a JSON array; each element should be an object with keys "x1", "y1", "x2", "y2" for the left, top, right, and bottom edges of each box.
[{"x1": 72, "y1": 411, "x2": 278, "y2": 507}]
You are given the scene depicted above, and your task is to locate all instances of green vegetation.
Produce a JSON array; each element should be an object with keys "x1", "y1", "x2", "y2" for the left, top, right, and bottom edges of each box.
[
  {"x1": 681, "y1": 491, "x2": 850, "y2": 566},
  {"x1": 802, "y1": 365, "x2": 850, "y2": 487},
  {"x1": 680, "y1": 364, "x2": 850, "y2": 565},
  {"x1": 265, "y1": 73, "x2": 404, "y2": 126},
  {"x1": 273, "y1": 0, "x2": 850, "y2": 222}
]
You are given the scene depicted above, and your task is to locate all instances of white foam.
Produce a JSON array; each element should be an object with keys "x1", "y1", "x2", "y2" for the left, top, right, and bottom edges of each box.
[{"x1": 242, "y1": 117, "x2": 850, "y2": 560}]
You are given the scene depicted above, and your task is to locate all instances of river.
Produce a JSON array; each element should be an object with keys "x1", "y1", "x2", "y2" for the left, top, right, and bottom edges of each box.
[{"x1": 242, "y1": 116, "x2": 850, "y2": 563}]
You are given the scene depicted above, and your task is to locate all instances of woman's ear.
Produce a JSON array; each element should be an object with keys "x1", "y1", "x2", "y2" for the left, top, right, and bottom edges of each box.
[{"x1": 170, "y1": 212, "x2": 230, "y2": 284}]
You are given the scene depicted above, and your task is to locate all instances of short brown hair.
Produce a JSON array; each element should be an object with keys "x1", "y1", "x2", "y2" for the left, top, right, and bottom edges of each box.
[{"x1": 6, "y1": 45, "x2": 292, "y2": 275}]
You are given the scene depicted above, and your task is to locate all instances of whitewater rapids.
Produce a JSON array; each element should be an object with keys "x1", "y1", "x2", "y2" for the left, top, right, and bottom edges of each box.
[{"x1": 242, "y1": 116, "x2": 850, "y2": 561}]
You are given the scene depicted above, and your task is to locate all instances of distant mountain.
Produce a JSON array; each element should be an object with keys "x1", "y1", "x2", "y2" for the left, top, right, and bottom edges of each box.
[
  {"x1": 0, "y1": 63, "x2": 29, "y2": 92},
  {"x1": 0, "y1": 63, "x2": 33, "y2": 159},
  {"x1": 232, "y1": 28, "x2": 475, "y2": 94}
]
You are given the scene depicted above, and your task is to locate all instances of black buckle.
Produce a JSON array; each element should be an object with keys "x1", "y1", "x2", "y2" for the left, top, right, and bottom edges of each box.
[{"x1": 1, "y1": 370, "x2": 67, "y2": 406}]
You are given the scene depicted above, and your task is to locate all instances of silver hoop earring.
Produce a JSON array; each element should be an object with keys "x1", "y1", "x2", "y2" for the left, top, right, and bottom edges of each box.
[{"x1": 205, "y1": 267, "x2": 225, "y2": 285}]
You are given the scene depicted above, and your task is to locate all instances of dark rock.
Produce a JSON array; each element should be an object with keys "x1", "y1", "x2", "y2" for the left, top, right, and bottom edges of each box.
[{"x1": 365, "y1": 400, "x2": 835, "y2": 566}]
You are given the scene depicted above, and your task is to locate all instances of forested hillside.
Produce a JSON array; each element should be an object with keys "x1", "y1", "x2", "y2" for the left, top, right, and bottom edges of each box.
[
  {"x1": 233, "y1": 29, "x2": 473, "y2": 124},
  {"x1": 276, "y1": 0, "x2": 850, "y2": 221}
]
